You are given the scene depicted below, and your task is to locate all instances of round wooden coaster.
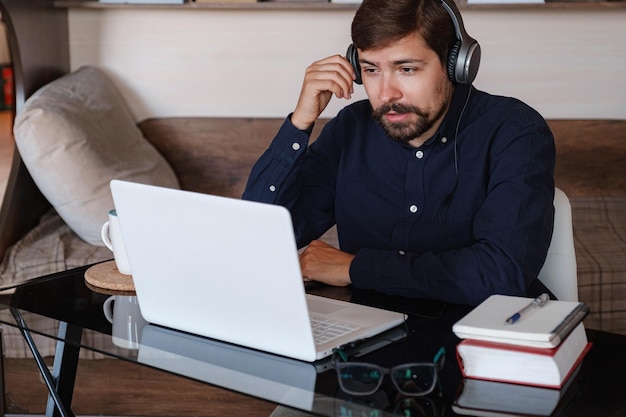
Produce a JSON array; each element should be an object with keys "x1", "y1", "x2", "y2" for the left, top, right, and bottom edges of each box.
[
  {"x1": 84, "y1": 261, "x2": 135, "y2": 294},
  {"x1": 85, "y1": 281, "x2": 136, "y2": 296}
]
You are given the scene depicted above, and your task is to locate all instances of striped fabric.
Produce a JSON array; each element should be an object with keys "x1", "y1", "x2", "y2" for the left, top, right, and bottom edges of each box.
[{"x1": 573, "y1": 197, "x2": 626, "y2": 335}]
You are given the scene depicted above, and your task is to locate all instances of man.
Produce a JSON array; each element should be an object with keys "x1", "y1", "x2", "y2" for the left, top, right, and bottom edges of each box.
[{"x1": 243, "y1": 0, "x2": 555, "y2": 306}]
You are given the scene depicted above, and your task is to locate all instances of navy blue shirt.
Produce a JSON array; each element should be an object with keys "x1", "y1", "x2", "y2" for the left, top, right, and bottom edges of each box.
[{"x1": 243, "y1": 85, "x2": 555, "y2": 305}]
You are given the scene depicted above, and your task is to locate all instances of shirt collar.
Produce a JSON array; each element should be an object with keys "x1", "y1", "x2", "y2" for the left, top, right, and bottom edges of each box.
[
  {"x1": 437, "y1": 83, "x2": 473, "y2": 143},
  {"x1": 403, "y1": 83, "x2": 473, "y2": 150}
]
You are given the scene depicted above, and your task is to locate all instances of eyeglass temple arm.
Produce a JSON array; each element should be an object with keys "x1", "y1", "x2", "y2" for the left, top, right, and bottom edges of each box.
[{"x1": 433, "y1": 347, "x2": 446, "y2": 367}]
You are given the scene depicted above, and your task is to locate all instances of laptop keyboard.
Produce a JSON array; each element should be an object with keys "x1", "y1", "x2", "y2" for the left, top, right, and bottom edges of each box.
[{"x1": 310, "y1": 315, "x2": 360, "y2": 345}]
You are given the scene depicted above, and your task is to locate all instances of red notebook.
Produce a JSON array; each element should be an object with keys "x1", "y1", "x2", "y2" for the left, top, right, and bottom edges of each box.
[{"x1": 456, "y1": 322, "x2": 592, "y2": 388}]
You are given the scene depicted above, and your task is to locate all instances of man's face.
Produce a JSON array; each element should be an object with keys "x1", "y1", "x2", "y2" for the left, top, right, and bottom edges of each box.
[{"x1": 359, "y1": 34, "x2": 454, "y2": 147}]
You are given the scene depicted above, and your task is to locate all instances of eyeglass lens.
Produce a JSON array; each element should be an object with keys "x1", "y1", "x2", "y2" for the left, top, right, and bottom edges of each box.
[
  {"x1": 337, "y1": 363, "x2": 437, "y2": 396},
  {"x1": 391, "y1": 365, "x2": 437, "y2": 395},
  {"x1": 338, "y1": 363, "x2": 384, "y2": 395}
]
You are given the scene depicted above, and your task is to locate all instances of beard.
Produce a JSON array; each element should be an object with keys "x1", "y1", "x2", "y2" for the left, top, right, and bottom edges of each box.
[{"x1": 372, "y1": 102, "x2": 447, "y2": 145}]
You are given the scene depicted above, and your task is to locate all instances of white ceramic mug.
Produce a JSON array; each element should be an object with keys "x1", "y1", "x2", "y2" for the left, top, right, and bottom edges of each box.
[
  {"x1": 103, "y1": 295, "x2": 147, "y2": 350},
  {"x1": 101, "y1": 209, "x2": 132, "y2": 275}
]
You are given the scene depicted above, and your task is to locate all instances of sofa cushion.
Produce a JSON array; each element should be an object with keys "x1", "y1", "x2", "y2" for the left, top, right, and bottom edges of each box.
[{"x1": 13, "y1": 66, "x2": 180, "y2": 246}]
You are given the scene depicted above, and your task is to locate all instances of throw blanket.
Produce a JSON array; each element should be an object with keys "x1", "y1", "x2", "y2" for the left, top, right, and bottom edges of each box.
[
  {"x1": 0, "y1": 210, "x2": 116, "y2": 358},
  {"x1": 572, "y1": 197, "x2": 626, "y2": 335}
]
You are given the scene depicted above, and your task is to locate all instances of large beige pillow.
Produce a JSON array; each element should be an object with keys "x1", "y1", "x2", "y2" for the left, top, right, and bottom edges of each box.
[{"x1": 13, "y1": 66, "x2": 180, "y2": 246}]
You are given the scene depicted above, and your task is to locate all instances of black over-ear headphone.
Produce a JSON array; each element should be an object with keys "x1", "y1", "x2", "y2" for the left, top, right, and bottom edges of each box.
[{"x1": 346, "y1": 0, "x2": 481, "y2": 85}]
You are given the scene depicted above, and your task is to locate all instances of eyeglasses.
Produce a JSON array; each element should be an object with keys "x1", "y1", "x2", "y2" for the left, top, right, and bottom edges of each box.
[
  {"x1": 333, "y1": 347, "x2": 445, "y2": 397},
  {"x1": 335, "y1": 393, "x2": 443, "y2": 417}
]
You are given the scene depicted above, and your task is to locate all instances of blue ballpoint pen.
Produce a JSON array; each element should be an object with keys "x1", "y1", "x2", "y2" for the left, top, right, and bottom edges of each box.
[{"x1": 505, "y1": 293, "x2": 550, "y2": 325}]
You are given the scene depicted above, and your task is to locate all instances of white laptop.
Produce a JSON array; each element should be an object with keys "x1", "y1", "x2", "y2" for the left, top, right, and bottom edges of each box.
[
  {"x1": 110, "y1": 180, "x2": 405, "y2": 362},
  {"x1": 138, "y1": 324, "x2": 319, "y2": 411}
]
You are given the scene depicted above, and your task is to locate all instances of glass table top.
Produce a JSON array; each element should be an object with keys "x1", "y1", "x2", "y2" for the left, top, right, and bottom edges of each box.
[{"x1": 1, "y1": 264, "x2": 626, "y2": 417}]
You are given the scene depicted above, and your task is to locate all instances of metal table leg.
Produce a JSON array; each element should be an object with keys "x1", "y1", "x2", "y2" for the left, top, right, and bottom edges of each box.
[{"x1": 10, "y1": 308, "x2": 82, "y2": 417}]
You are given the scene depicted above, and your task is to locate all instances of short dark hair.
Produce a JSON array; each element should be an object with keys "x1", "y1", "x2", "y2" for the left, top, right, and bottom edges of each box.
[{"x1": 351, "y1": 0, "x2": 457, "y2": 68}]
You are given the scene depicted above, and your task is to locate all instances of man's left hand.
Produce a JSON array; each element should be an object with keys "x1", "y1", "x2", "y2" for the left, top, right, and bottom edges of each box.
[{"x1": 299, "y1": 240, "x2": 354, "y2": 286}]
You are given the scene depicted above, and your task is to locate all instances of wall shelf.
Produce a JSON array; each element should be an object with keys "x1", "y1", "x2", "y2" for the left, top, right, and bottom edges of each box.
[
  {"x1": 53, "y1": 0, "x2": 626, "y2": 11},
  {"x1": 53, "y1": 1, "x2": 360, "y2": 10}
]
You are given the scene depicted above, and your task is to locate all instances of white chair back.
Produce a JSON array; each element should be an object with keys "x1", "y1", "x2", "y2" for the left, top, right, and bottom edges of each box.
[{"x1": 538, "y1": 188, "x2": 578, "y2": 301}]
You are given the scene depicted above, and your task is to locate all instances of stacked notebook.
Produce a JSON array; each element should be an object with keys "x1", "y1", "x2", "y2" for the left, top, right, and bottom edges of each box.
[
  {"x1": 452, "y1": 370, "x2": 583, "y2": 417},
  {"x1": 451, "y1": 294, "x2": 591, "y2": 416}
]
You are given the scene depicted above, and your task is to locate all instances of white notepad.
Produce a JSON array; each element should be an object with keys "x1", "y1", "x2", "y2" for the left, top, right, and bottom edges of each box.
[{"x1": 452, "y1": 294, "x2": 589, "y2": 348}]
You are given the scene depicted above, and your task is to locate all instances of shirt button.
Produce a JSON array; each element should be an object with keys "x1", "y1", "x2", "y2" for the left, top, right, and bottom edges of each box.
[
  {"x1": 441, "y1": 136, "x2": 448, "y2": 144},
  {"x1": 269, "y1": 185, "x2": 276, "y2": 192},
  {"x1": 409, "y1": 205, "x2": 418, "y2": 213},
  {"x1": 415, "y1": 150, "x2": 424, "y2": 159},
  {"x1": 292, "y1": 143, "x2": 301, "y2": 151}
]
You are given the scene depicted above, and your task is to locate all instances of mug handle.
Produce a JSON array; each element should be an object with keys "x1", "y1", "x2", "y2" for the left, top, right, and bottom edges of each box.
[
  {"x1": 103, "y1": 295, "x2": 116, "y2": 323},
  {"x1": 101, "y1": 221, "x2": 114, "y2": 251}
]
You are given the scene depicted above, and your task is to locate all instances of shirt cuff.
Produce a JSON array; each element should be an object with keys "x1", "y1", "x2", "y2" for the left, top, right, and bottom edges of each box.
[
  {"x1": 287, "y1": 113, "x2": 315, "y2": 136},
  {"x1": 269, "y1": 114, "x2": 312, "y2": 156},
  {"x1": 349, "y1": 248, "x2": 388, "y2": 291}
]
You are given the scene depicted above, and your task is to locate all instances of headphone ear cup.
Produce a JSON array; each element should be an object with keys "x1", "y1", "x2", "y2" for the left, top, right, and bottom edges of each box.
[
  {"x1": 346, "y1": 44, "x2": 362, "y2": 85},
  {"x1": 447, "y1": 40, "x2": 461, "y2": 83}
]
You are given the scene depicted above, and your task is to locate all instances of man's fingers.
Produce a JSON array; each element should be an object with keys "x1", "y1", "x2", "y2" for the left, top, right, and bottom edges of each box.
[{"x1": 304, "y1": 58, "x2": 354, "y2": 99}]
